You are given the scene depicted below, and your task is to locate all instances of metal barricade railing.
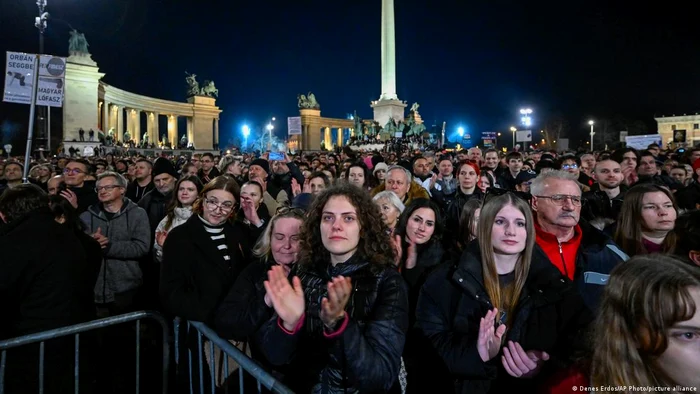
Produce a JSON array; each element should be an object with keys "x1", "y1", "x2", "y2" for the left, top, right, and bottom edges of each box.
[
  {"x1": 175, "y1": 318, "x2": 293, "y2": 394},
  {"x1": 0, "y1": 311, "x2": 170, "y2": 394}
]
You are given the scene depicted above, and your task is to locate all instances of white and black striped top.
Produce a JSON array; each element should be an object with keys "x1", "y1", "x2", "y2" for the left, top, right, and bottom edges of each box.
[{"x1": 198, "y1": 216, "x2": 230, "y2": 262}]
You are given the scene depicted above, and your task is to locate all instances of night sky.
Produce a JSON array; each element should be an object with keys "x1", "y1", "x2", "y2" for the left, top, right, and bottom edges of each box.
[{"x1": 2, "y1": 0, "x2": 699, "y2": 149}]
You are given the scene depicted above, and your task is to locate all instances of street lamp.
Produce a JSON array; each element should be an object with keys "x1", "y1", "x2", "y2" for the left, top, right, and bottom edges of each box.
[
  {"x1": 510, "y1": 126, "x2": 517, "y2": 150},
  {"x1": 242, "y1": 125, "x2": 250, "y2": 151},
  {"x1": 588, "y1": 120, "x2": 595, "y2": 152}
]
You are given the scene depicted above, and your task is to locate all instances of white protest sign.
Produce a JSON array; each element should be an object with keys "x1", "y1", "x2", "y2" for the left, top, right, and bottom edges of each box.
[
  {"x1": 3, "y1": 51, "x2": 37, "y2": 105},
  {"x1": 37, "y1": 55, "x2": 66, "y2": 107}
]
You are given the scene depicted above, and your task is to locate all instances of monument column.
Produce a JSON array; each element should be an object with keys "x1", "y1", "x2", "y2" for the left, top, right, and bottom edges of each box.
[
  {"x1": 116, "y1": 106, "x2": 124, "y2": 142},
  {"x1": 167, "y1": 115, "x2": 178, "y2": 148},
  {"x1": 371, "y1": 0, "x2": 406, "y2": 127},
  {"x1": 133, "y1": 110, "x2": 142, "y2": 144},
  {"x1": 324, "y1": 127, "x2": 331, "y2": 150},
  {"x1": 337, "y1": 128, "x2": 343, "y2": 147},
  {"x1": 102, "y1": 101, "x2": 110, "y2": 132},
  {"x1": 187, "y1": 117, "x2": 194, "y2": 144},
  {"x1": 147, "y1": 112, "x2": 158, "y2": 145},
  {"x1": 380, "y1": 0, "x2": 397, "y2": 101}
]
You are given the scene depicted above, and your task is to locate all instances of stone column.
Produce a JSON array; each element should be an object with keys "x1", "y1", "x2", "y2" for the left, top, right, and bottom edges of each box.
[
  {"x1": 187, "y1": 117, "x2": 194, "y2": 144},
  {"x1": 102, "y1": 102, "x2": 110, "y2": 133},
  {"x1": 116, "y1": 106, "x2": 124, "y2": 142},
  {"x1": 337, "y1": 128, "x2": 343, "y2": 147},
  {"x1": 133, "y1": 110, "x2": 142, "y2": 144},
  {"x1": 380, "y1": 0, "x2": 398, "y2": 101},
  {"x1": 214, "y1": 119, "x2": 219, "y2": 148},
  {"x1": 168, "y1": 115, "x2": 178, "y2": 148},
  {"x1": 147, "y1": 112, "x2": 158, "y2": 146},
  {"x1": 324, "y1": 127, "x2": 331, "y2": 150}
]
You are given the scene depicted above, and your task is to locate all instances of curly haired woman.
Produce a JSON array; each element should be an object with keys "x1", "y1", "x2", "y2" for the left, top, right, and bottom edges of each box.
[{"x1": 258, "y1": 183, "x2": 409, "y2": 393}]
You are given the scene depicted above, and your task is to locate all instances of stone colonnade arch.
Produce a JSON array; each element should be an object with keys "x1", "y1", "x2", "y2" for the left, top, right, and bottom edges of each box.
[{"x1": 63, "y1": 54, "x2": 222, "y2": 150}]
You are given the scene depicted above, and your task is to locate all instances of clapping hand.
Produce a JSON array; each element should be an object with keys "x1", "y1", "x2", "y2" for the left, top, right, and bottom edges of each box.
[
  {"x1": 393, "y1": 235, "x2": 417, "y2": 269},
  {"x1": 240, "y1": 197, "x2": 261, "y2": 226},
  {"x1": 291, "y1": 178, "x2": 301, "y2": 197},
  {"x1": 477, "y1": 308, "x2": 507, "y2": 362},
  {"x1": 264, "y1": 265, "x2": 305, "y2": 331},
  {"x1": 501, "y1": 341, "x2": 549, "y2": 378},
  {"x1": 92, "y1": 227, "x2": 109, "y2": 249},
  {"x1": 320, "y1": 276, "x2": 352, "y2": 329}
]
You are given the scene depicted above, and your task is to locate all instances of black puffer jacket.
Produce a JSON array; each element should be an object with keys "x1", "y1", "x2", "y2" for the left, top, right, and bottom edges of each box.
[
  {"x1": 258, "y1": 255, "x2": 409, "y2": 394},
  {"x1": 414, "y1": 241, "x2": 593, "y2": 394}
]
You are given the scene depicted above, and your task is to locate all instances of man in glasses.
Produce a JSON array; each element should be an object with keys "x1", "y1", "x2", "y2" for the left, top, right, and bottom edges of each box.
[
  {"x1": 530, "y1": 170, "x2": 628, "y2": 311},
  {"x1": 62, "y1": 159, "x2": 98, "y2": 214},
  {"x1": 79, "y1": 171, "x2": 150, "y2": 316}
]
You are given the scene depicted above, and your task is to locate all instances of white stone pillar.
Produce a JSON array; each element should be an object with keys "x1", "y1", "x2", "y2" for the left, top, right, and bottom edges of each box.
[
  {"x1": 187, "y1": 117, "x2": 194, "y2": 144},
  {"x1": 380, "y1": 0, "x2": 398, "y2": 101},
  {"x1": 116, "y1": 106, "x2": 124, "y2": 142},
  {"x1": 167, "y1": 115, "x2": 178, "y2": 148},
  {"x1": 133, "y1": 110, "x2": 142, "y2": 144},
  {"x1": 147, "y1": 112, "x2": 158, "y2": 145},
  {"x1": 337, "y1": 128, "x2": 343, "y2": 147},
  {"x1": 102, "y1": 101, "x2": 109, "y2": 133}
]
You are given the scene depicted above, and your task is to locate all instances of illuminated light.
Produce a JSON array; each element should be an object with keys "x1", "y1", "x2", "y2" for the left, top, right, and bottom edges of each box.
[{"x1": 242, "y1": 125, "x2": 250, "y2": 137}]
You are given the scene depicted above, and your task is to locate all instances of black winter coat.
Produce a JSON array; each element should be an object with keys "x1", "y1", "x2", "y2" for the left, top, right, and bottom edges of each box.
[
  {"x1": 414, "y1": 242, "x2": 594, "y2": 394},
  {"x1": 159, "y1": 215, "x2": 259, "y2": 325},
  {"x1": 258, "y1": 255, "x2": 409, "y2": 394}
]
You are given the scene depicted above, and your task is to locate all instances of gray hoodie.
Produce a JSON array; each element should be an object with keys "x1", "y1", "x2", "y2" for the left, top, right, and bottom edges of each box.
[{"x1": 80, "y1": 198, "x2": 151, "y2": 303}]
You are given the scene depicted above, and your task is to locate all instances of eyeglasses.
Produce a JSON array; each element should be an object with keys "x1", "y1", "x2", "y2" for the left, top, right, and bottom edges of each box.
[
  {"x1": 483, "y1": 187, "x2": 532, "y2": 205},
  {"x1": 63, "y1": 168, "x2": 85, "y2": 175},
  {"x1": 275, "y1": 206, "x2": 306, "y2": 216},
  {"x1": 95, "y1": 185, "x2": 122, "y2": 192},
  {"x1": 535, "y1": 194, "x2": 583, "y2": 206},
  {"x1": 561, "y1": 164, "x2": 578, "y2": 170},
  {"x1": 205, "y1": 198, "x2": 235, "y2": 212}
]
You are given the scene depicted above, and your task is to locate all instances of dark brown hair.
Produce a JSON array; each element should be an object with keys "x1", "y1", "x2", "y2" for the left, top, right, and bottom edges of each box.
[
  {"x1": 192, "y1": 175, "x2": 240, "y2": 216},
  {"x1": 614, "y1": 183, "x2": 678, "y2": 257},
  {"x1": 298, "y1": 183, "x2": 395, "y2": 268},
  {"x1": 163, "y1": 175, "x2": 203, "y2": 230}
]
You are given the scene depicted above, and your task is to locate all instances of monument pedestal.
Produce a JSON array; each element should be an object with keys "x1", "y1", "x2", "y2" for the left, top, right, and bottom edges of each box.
[
  {"x1": 63, "y1": 54, "x2": 104, "y2": 144},
  {"x1": 372, "y1": 99, "x2": 406, "y2": 129},
  {"x1": 187, "y1": 96, "x2": 220, "y2": 150}
]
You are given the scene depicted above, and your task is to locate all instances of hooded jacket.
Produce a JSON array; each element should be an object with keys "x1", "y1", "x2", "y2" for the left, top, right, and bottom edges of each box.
[{"x1": 80, "y1": 198, "x2": 151, "y2": 303}]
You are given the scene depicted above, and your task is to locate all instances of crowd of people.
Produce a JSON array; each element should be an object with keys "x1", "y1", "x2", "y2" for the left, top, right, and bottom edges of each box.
[{"x1": 1, "y1": 142, "x2": 699, "y2": 393}]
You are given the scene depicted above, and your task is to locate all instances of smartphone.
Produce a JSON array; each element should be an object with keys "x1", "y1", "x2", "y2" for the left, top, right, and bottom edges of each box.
[{"x1": 269, "y1": 151, "x2": 284, "y2": 161}]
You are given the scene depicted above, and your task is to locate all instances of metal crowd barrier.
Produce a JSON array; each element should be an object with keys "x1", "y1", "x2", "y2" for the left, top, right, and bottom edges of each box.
[
  {"x1": 176, "y1": 319, "x2": 293, "y2": 394},
  {"x1": 0, "y1": 311, "x2": 170, "y2": 394}
]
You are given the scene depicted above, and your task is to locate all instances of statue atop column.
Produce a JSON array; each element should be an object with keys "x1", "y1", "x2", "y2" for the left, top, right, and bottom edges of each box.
[
  {"x1": 200, "y1": 80, "x2": 219, "y2": 98},
  {"x1": 297, "y1": 92, "x2": 320, "y2": 109},
  {"x1": 185, "y1": 72, "x2": 200, "y2": 97},
  {"x1": 68, "y1": 30, "x2": 90, "y2": 55}
]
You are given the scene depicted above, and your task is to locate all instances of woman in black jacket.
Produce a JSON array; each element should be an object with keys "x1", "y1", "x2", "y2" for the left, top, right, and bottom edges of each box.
[
  {"x1": 159, "y1": 175, "x2": 263, "y2": 393},
  {"x1": 414, "y1": 192, "x2": 593, "y2": 394},
  {"x1": 215, "y1": 207, "x2": 305, "y2": 367},
  {"x1": 259, "y1": 183, "x2": 409, "y2": 393}
]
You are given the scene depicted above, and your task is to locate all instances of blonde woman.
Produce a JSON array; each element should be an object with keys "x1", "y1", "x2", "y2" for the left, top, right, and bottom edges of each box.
[
  {"x1": 591, "y1": 255, "x2": 700, "y2": 391},
  {"x1": 414, "y1": 191, "x2": 592, "y2": 393}
]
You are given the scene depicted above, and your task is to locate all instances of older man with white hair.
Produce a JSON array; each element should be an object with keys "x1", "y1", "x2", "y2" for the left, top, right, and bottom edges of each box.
[
  {"x1": 371, "y1": 165, "x2": 429, "y2": 205},
  {"x1": 530, "y1": 170, "x2": 628, "y2": 311}
]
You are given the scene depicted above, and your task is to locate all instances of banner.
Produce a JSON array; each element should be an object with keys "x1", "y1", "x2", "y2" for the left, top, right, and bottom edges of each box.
[
  {"x1": 37, "y1": 55, "x2": 66, "y2": 107},
  {"x1": 3, "y1": 52, "x2": 66, "y2": 107},
  {"x1": 516, "y1": 130, "x2": 532, "y2": 142},
  {"x1": 3, "y1": 51, "x2": 37, "y2": 105},
  {"x1": 287, "y1": 116, "x2": 302, "y2": 135},
  {"x1": 625, "y1": 134, "x2": 662, "y2": 150}
]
